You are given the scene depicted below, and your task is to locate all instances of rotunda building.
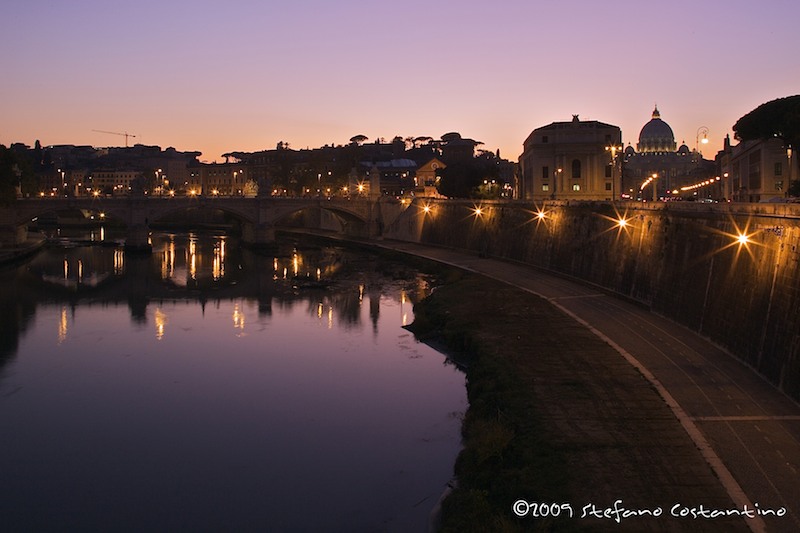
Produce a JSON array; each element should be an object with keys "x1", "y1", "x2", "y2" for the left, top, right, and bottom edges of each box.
[{"x1": 636, "y1": 106, "x2": 677, "y2": 153}]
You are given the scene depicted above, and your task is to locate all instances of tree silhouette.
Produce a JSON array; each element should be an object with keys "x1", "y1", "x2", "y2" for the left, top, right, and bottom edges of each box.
[
  {"x1": 733, "y1": 95, "x2": 800, "y2": 149},
  {"x1": 436, "y1": 157, "x2": 499, "y2": 198}
]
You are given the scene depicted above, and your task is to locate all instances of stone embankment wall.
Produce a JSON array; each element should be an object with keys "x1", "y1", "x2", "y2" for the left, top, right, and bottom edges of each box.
[{"x1": 386, "y1": 199, "x2": 800, "y2": 402}]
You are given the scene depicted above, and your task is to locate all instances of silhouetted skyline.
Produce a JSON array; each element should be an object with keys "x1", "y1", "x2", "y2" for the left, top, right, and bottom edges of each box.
[{"x1": 2, "y1": 0, "x2": 798, "y2": 162}]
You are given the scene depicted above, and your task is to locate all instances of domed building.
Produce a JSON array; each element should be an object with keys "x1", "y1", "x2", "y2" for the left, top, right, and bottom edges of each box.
[
  {"x1": 622, "y1": 106, "x2": 715, "y2": 200},
  {"x1": 636, "y1": 106, "x2": 677, "y2": 153}
]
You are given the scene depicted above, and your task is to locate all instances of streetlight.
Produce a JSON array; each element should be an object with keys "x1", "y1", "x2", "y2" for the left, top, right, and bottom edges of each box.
[
  {"x1": 155, "y1": 168, "x2": 163, "y2": 195},
  {"x1": 606, "y1": 144, "x2": 623, "y2": 200},
  {"x1": 651, "y1": 173, "x2": 658, "y2": 201},
  {"x1": 552, "y1": 168, "x2": 562, "y2": 200},
  {"x1": 696, "y1": 126, "x2": 709, "y2": 156},
  {"x1": 640, "y1": 173, "x2": 658, "y2": 201}
]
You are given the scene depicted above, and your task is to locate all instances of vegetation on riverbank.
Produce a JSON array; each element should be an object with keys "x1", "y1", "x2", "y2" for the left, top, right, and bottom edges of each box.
[{"x1": 407, "y1": 273, "x2": 572, "y2": 532}]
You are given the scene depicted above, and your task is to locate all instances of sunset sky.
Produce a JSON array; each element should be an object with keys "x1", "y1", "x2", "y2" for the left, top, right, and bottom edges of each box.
[{"x1": 2, "y1": 0, "x2": 798, "y2": 163}]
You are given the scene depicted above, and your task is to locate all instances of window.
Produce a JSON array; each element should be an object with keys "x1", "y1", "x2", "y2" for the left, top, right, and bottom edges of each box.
[
  {"x1": 775, "y1": 162, "x2": 783, "y2": 176},
  {"x1": 749, "y1": 150, "x2": 762, "y2": 190},
  {"x1": 542, "y1": 166, "x2": 549, "y2": 180},
  {"x1": 572, "y1": 184, "x2": 581, "y2": 191},
  {"x1": 571, "y1": 159, "x2": 581, "y2": 179},
  {"x1": 605, "y1": 165, "x2": 612, "y2": 178},
  {"x1": 542, "y1": 184, "x2": 550, "y2": 191},
  {"x1": 605, "y1": 183, "x2": 612, "y2": 191}
]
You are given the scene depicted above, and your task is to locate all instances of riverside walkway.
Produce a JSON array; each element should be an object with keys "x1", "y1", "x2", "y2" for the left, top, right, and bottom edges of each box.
[{"x1": 372, "y1": 238, "x2": 800, "y2": 533}]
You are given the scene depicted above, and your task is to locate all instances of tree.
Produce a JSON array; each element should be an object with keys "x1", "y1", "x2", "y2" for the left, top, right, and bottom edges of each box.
[
  {"x1": 0, "y1": 144, "x2": 17, "y2": 204},
  {"x1": 413, "y1": 136, "x2": 433, "y2": 148},
  {"x1": 733, "y1": 95, "x2": 800, "y2": 149},
  {"x1": 734, "y1": 95, "x2": 800, "y2": 196},
  {"x1": 242, "y1": 179, "x2": 258, "y2": 197},
  {"x1": 436, "y1": 157, "x2": 499, "y2": 198},
  {"x1": 1, "y1": 145, "x2": 40, "y2": 200}
]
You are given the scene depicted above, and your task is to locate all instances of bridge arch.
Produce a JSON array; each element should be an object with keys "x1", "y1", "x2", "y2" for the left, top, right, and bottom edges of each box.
[{"x1": 269, "y1": 204, "x2": 373, "y2": 238}]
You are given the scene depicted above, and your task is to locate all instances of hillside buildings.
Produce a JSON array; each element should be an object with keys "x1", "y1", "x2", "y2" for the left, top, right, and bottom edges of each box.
[{"x1": 8, "y1": 133, "x2": 514, "y2": 200}]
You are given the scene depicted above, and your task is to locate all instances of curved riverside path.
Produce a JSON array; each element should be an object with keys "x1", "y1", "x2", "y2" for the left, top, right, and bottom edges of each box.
[{"x1": 364, "y1": 238, "x2": 800, "y2": 533}]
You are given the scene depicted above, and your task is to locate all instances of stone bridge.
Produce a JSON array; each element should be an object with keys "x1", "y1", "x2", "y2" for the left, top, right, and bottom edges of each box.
[{"x1": 0, "y1": 196, "x2": 407, "y2": 250}]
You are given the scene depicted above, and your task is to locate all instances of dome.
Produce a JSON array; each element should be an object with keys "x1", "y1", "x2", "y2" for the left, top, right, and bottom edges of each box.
[
  {"x1": 637, "y1": 106, "x2": 677, "y2": 153},
  {"x1": 677, "y1": 143, "x2": 691, "y2": 155}
]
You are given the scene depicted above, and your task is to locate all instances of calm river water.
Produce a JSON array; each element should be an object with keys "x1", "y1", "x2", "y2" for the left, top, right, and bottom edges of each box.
[{"x1": 0, "y1": 230, "x2": 466, "y2": 532}]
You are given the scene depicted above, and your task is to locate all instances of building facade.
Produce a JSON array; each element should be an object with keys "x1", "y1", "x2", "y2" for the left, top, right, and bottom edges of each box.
[
  {"x1": 90, "y1": 170, "x2": 144, "y2": 195},
  {"x1": 186, "y1": 163, "x2": 250, "y2": 196},
  {"x1": 622, "y1": 107, "x2": 715, "y2": 200},
  {"x1": 717, "y1": 136, "x2": 798, "y2": 202},
  {"x1": 520, "y1": 115, "x2": 622, "y2": 201}
]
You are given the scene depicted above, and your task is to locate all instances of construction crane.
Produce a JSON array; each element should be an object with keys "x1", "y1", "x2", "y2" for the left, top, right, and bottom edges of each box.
[{"x1": 92, "y1": 129, "x2": 137, "y2": 147}]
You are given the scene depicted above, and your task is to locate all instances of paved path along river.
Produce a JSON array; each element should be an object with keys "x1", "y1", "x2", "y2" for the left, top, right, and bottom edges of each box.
[{"x1": 371, "y1": 238, "x2": 800, "y2": 533}]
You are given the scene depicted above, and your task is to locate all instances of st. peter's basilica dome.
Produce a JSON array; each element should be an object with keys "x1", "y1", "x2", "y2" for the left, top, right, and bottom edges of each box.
[{"x1": 636, "y1": 106, "x2": 677, "y2": 153}]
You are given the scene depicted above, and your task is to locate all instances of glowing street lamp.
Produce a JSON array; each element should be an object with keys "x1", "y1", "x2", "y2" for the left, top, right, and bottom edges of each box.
[
  {"x1": 606, "y1": 143, "x2": 623, "y2": 200},
  {"x1": 737, "y1": 233, "x2": 750, "y2": 246},
  {"x1": 640, "y1": 173, "x2": 658, "y2": 201},
  {"x1": 696, "y1": 126, "x2": 709, "y2": 155},
  {"x1": 155, "y1": 168, "x2": 163, "y2": 195},
  {"x1": 552, "y1": 168, "x2": 563, "y2": 200}
]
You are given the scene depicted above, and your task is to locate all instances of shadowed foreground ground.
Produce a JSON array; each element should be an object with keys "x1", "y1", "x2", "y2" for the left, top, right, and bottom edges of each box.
[{"x1": 410, "y1": 273, "x2": 751, "y2": 532}]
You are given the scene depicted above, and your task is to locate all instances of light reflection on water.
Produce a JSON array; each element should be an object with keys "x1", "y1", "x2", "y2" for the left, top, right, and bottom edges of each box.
[{"x1": 0, "y1": 232, "x2": 465, "y2": 532}]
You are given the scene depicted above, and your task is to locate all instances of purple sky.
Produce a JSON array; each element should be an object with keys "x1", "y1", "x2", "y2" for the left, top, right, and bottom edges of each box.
[{"x1": 2, "y1": 0, "x2": 798, "y2": 162}]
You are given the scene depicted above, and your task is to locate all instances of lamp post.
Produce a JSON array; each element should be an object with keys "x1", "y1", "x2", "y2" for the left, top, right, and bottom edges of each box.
[
  {"x1": 640, "y1": 173, "x2": 658, "y2": 201},
  {"x1": 696, "y1": 126, "x2": 709, "y2": 156},
  {"x1": 652, "y1": 173, "x2": 658, "y2": 201},
  {"x1": 552, "y1": 167, "x2": 562, "y2": 200},
  {"x1": 606, "y1": 144, "x2": 623, "y2": 201},
  {"x1": 155, "y1": 168, "x2": 162, "y2": 196}
]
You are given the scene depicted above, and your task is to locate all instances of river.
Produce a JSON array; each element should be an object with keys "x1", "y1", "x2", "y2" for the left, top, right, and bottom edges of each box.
[{"x1": 0, "y1": 229, "x2": 466, "y2": 532}]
